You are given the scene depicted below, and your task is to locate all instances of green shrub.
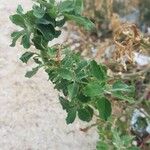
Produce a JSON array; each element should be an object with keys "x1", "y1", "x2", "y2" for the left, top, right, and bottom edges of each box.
[{"x1": 10, "y1": 0, "x2": 140, "y2": 149}]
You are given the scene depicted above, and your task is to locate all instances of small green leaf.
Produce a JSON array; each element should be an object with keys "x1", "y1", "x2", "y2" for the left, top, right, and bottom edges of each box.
[
  {"x1": 96, "y1": 141, "x2": 109, "y2": 150},
  {"x1": 54, "y1": 30, "x2": 61, "y2": 38},
  {"x1": 58, "y1": 68, "x2": 73, "y2": 81},
  {"x1": 113, "y1": 92, "x2": 135, "y2": 103},
  {"x1": 76, "y1": 60, "x2": 88, "y2": 72},
  {"x1": 96, "y1": 97, "x2": 112, "y2": 121},
  {"x1": 37, "y1": 24, "x2": 55, "y2": 40},
  {"x1": 74, "y1": 0, "x2": 84, "y2": 15},
  {"x1": 78, "y1": 105, "x2": 93, "y2": 122},
  {"x1": 20, "y1": 52, "x2": 34, "y2": 63},
  {"x1": 33, "y1": 57, "x2": 42, "y2": 65},
  {"x1": 68, "y1": 82, "x2": 79, "y2": 99},
  {"x1": 10, "y1": 31, "x2": 23, "y2": 47},
  {"x1": 66, "y1": 108, "x2": 76, "y2": 124},
  {"x1": 112, "y1": 81, "x2": 135, "y2": 93},
  {"x1": 48, "y1": 5, "x2": 58, "y2": 17},
  {"x1": 25, "y1": 66, "x2": 39, "y2": 78},
  {"x1": 64, "y1": 14, "x2": 95, "y2": 30},
  {"x1": 21, "y1": 33, "x2": 31, "y2": 49},
  {"x1": 90, "y1": 60, "x2": 107, "y2": 81},
  {"x1": 78, "y1": 93, "x2": 91, "y2": 103},
  {"x1": 76, "y1": 71, "x2": 88, "y2": 81},
  {"x1": 84, "y1": 82, "x2": 105, "y2": 97},
  {"x1": 36, "y1": 18, "x2": 51, "y2": 25},
  {"x1": 59, "y1": 1, "x2": 74, "y2": 13},
  {"x1": 112, "y1": 81, "x2": 135, "y2": 103},
  {"x1": 59, "y1": 96, "x2": 70, "y2": 110},
  {"x1": 10, "y1": 14, "x2": 25, "y2": 28},
  {"x1": 24, "y1": 10, "x2": 36, "y2": 26},
  {"x1": 56, "y1": 19, "x2": 66, "y2": 27},
  {"x1": 47, "y1": 47, "x2": 57, "y2": 57},
  {"x1": 33, "y1": 4, "x2": 45, "y2": 18},
  {"x1": 32, "y1": 35, "x2": 46, "y2": 50},
  {"x1": 17, "y1": 5, "x2": 23, "y2": 14}
]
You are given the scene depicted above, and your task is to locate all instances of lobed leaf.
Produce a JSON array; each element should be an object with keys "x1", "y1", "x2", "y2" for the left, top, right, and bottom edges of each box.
[
  {"x1": 10, "y1": 14, "x2": 25, "y2": 28},
  {"x1": 33, "y1": 4, "x2": 46, "y2": 18}
]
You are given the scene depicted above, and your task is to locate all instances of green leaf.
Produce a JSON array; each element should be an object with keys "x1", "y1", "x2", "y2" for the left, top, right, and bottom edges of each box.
[
  {"x1": 112, "y1": 81, "x2": 135, "y2": 103},
  {"x1": 25, "y1": 66, "x2": 39, "y2": 78},
  {"x1": 49, "y1": 0, "x2": 55, "y2": 4},
  {"x1": 90, "y1": 60, "x2": 107, "y2": 81},
  {"x1": 21, "y1": 33, "x2": 31, "y2": 49},
  {"x1": 37, "y1": 24, "x2": 55, "y2": 40},
  {"x1": 84, "y1": 82, "x2": 105, "y2": 97},
  {"x1": 96, "y1": 141, "x2": 109, "y2": 150},
  {"x1": 48, "y1": 5, "x2": 58, "y2": 17},
  {"x1": 113, "y1": 92, "x2": 135, "y2": 103},
  {"x1": 54, "y1": 30, "x2": 61, "y2": 38},
  {"x1": 33, "y1": 57, "x2": 42, "y2": 64},
  {"x1": 66, "y1": 108, "x2": 76, "y2": 124},
  {"x1": 64, "y1": 14, "x2": 95, "y2": 30},
  {"x1": 76, "y1": 71, "x2": 88, "y2": 81},
  {"x1": 17, "y1": 5, "x2": 23, "y2": 15},
  {"x1": 68, "y1": 82, "x2": 79, "y2": 99},
  {"x1": 74, "y1": 0, "x2": 84, "y2": 15},
  {"x1": 36, "y1": 18, "x2": 51, "y2": 25},
  {"x1": 20, "y1": 52, "x2": 34, "y2": 63},
  {"x1": 32, "y1": 35, "x2": 46, "y2": 50},
  {"x1": 78, "y1": 93, "x2": 91, "y2": 103},
  {"x1": 78, "y1": 106, "x2": 93, "y2": 122},
  {"x1": 10, "y1": 14, "x2": 25, "y2": 28},
  {"x1": 96, "y1": 97, "x2": 112, "y2": 121},
  {"x1": 47, "y1": 47, "x2": 57, "y2": 57},
  {"x1": 24, "y1": 10, "x2": 36, "y2": 26},
  {"x1": 59, "y1": 96, "x2": 70, "y2": 110},
  {"x1": 112, "y1": 81, "x2": 135, "y2": 93},
  {"x1": 76, "y1": 60, "x2": 88, "y2": 72},
  {"x1": 33, "y1": 4, "x2": 45, "y2": 18},
  {"x1": 56, "y1": 19, "x2": 66, "y2": 27},
  {"x1": 10, "y1": 31, "x2": 23, "y2": 47},
  {"x1": 58, "y1": 68, "x2": 73, "y2": 81},
  {"x1": 59, "y1": 0, "x2": 74, "y2": 13}
]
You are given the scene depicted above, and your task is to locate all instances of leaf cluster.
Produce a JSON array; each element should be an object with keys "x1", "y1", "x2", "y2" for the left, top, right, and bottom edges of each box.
[
  {"x1": 96, "y1": 119, "x2": 140, "y2": 150},
  {"x1": 10, "y1": 0, "x2": 137, "y2": 149},
  {"x1": 10, "y1": 0, "x2": 135, "y2": 125}
]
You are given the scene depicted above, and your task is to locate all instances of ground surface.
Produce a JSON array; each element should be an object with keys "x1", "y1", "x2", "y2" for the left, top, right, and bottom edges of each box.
[{"x1": 0, "y1": 0, "x2": 98, "y2": 150}]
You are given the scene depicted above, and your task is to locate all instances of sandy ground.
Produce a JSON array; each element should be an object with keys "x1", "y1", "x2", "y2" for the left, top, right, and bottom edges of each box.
[{"x1": 0, "y1": 0, "x2": 98, "y2": 150}]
